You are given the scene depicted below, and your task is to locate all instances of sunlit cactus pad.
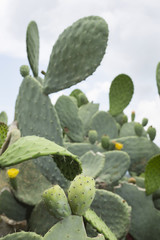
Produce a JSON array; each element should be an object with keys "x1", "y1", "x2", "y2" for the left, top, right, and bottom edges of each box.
[{"x1": 0, "y1": 136, "x2": 82, "y2": 180}]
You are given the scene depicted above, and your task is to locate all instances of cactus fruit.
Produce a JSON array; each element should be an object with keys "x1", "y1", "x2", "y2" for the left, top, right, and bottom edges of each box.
[
  {"x1": 42, "y1": 185, "x2": 71, "y2": 219},
  {"x1": 131, "y1": 111, "x2": 135, "y2": 121},
  {"x1": 147, "y1": 126, "x2": 156, "y2": 141},
  {"x1": 101, "y1": 135, "x2": 110, "y2": 150},
  {"x1": 88, "y1": 130, "x2": 98, "y2": 144},
  {"x1": 142, "y1": 118, "x2": 148, "y2": 127},
  {"x1": 134, "y1": 123, "x2": 143, "y2": 137},
  {"x1": 68, "y1": 175, "x2": 95, "y2": 215},
  {"x1": 20, "y1": 65, "x2": 30, "y2": 77}
]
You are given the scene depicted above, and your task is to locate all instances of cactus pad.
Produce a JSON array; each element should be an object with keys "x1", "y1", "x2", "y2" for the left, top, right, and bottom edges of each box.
[
  {"x1": 68, "y1": 175, "x2": 95, "y2": 215},
  {"x1": 26, "y1": 21, "x2": 39, "y2": 77},
  {"x1": 0, "y1": 136, "x2": 82, "y2": 180},
  {"x1": 43, "y1": 16, "x2": 108, "y2": 94},
  {"x1": 109, "y1": 74, "x2": 134, "y2": 116},
  {"x1": 42, "y1": 185, "x2": 71, "y2": 218}
]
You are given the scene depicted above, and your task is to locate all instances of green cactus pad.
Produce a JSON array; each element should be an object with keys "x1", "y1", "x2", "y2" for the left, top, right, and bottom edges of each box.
[
  {"x1": 55, "y1": 95, "x2": 84, "y2": 142},
  {"x1": 65, "y1": 142, "x2": 104, "y2": 157},
  {"x1": 89, "y1": 189, "x2": 131, "y2": 240},
  {"x1": 11, "y1": 161, "x2": 52, "y2": 206},
  {"x1": 145, "y1": 154, "x2": 160, "y2": 195},
  {"x1": 113, "y1": 136, "x2": 160, "y2": 174},
  {"x1": 26, "y1": 21, "x2": 39, "y2": 77},
  {"x1": 109, "y1": 74, "x2": 134, "y2": 116},
  {"x1": 98, "y1": 151, "x2": 130, "y2": 185},
  {"x1": 0, "y1": 231, "x2": 43, "y2": 240},
  {"x1": 84, "y1": 209, "x2": 117, "y2": 240},
  {"x1": 29, "y1": 200, "x2": 59, "y2": 236},
  {"x1": 0, "y1": 136, "x2": 82, "y2": 180},
  {"x1": 156, "y1": 62, "x2": 160, "y2": 95},
  {"x1": 15, "y1": 76, "x2": 63, "y2": 145},
  {"x1": 80, "y1": 151, "x2": 105, "y2": 178},
  {"x1": 0, "y1": 188, "x2": 27, "y2": 221},
  {"x1": 68, "y1": 175, "x2": 95, "y2": 215},
  {"x1": 0, "y1": 122, "x2": 8, "y2": 149},
  {"x1": 44, "y1": 215, "x2": 86, "y2": 240},
  {"x1": 115, "y1": 182, "x2": 160, "y2": 240},
  {"x1": 43, "y1": 16, "x2": 108, "y2": 94},
  {"x1": 42, "y1": 185, "x2": 71, "y2": 218},
  {"x1": 0, "y1": 111, "x2": 8, "y2": 124},
  {"x1": 79, "y1": 103, "x2": 99, "y2": 136},
  {"x1": 91, "y1": 111, "x2": 118, "y2": 141}
]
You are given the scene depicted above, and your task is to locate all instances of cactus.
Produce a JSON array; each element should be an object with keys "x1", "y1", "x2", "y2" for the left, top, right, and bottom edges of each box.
[
  {"x1": 42, "y1": 185, "x2": 71, "y2": 219},
  {"x1": 109, "y1": 74, "x2": 134, "y2": 116},
  {"x1": 91, "y1": 111, "x2": 119, "y2": 141},
  {"x1": 115, "y1": 182, "x2": 160, "y2": 240},
  {"x1": 43, "y1": 16, "x2": 108, "y2": 94},
  {"x1": 88, "y1": 130, "x2": 98, "y2": 144},
  {"x1": 156, "y1": 62, "x2": 160, "y2": 95},
  {"x1": 0, "y1": 136, "x2": 82, "y2": 180},
  {"x1": 134, "y1": 122, "x2": 143, "y2": 137},
  {"x1": 68, "y1": 175, "x2": 95, "y2": 215},
  {"x1": 79, "y1": 151, "x2": 105, "y2": 178},
  {"x1": 147, "y1": 125, "x2": 156, "y2": 141},
  {"x1": 26, "y1": 21, "x2": 39, "y2": 77},
  {"x1": 55, "y1": 95, "x2": 84, "y2": 142},
  {"x1": 145, "y1": 154, "x2": 160, "y2": 195}
]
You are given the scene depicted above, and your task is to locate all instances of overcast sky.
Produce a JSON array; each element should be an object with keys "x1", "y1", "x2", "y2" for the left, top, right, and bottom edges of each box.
[{"x1": 1, "y1": 0, "x2": 160, "y2": 145}]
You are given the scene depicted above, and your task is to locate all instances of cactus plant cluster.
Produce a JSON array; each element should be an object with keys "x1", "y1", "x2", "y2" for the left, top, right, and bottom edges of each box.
[{"x1": 0, "y1": 16, "x2": 160, "y2": 240}]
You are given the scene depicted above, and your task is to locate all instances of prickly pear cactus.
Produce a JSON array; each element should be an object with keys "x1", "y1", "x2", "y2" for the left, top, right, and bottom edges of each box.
[
  {"x1": 42, "y1": 185, "x2": 71, "y2": 218},
  {"x1": 26, "y1": 21, "x2": 39, "y2": 77},
  {"x1": 43, "y1": 16, "x2": 109, "y2": 94},
  {"x1": 109, "y1": 74, "x2": 134, "y2": 116},
  {"x1": 68, "y1": 175, "x2": 95, "y2": 215},
  {"x1": 0, "y1": 136, "x2": 82, "y2": 180}
]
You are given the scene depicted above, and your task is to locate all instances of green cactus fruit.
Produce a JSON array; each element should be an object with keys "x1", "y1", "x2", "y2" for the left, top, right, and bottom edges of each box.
[
  {"x1": 68, "y1": 175, "x2": 95, "y2": 215},
  {"x1": 88, "y1": 130, "x2": 98, "y2": 144},
  {"x1": 156, "y1": 62, "x2": 160, "y2": 95},
  {"x1": 20, "y1": 65, "x2": 30, "y2": 77},
  {"x1": 109, "y1": 74, "x2": 134, "y2": 116},
  {"x1": 134, "y1": 123, "x2": 143, "y2": 137},
  {"x1": 142, "y1": 118, "x2": 148, "y2": 127},
  {"x1": 147, "y1": 126, "x2": 156, "y2": 141},
  {"x1": 42, "y1": 185, "x2": 71, "y2": 219},
  {"x1": 43, "y1": 16, "x2": 108, "y2": 94},
  {"x1": 26, "y1": 21, "x2": 39, "y2": 77},
  {"x1": 101, "y1": 135, "x2": 110, "y2": 150},
  {"x1": 0, "y1": 122, "x2": 8, "y2": 149},
  {"x1": 131, "y1": 111, "x2": 135, "y2": 121}
]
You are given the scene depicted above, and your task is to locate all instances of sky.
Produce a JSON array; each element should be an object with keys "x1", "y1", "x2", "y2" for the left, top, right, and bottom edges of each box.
[{"x1": 1, "y1": 0, "x2": 160, "y2": 145}]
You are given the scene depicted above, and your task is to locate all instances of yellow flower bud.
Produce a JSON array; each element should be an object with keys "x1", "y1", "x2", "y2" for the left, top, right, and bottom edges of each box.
[
  {"x1": 114, "y1": 142, "x2": 123, "y2": 150},
  {"x1": 7, "y1": 168, "x2": 19, "y2": 179}
]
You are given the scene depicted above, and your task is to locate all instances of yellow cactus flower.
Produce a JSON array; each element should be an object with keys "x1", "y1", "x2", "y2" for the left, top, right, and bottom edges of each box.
[
  {"x1": 114, "y1": 142, "x2": 123, "y2": 150},
  {"x1": 7, "y1": 168, "x2": 19, "y2": 179}
]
